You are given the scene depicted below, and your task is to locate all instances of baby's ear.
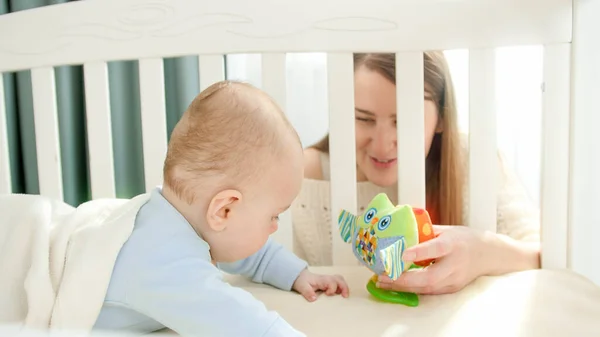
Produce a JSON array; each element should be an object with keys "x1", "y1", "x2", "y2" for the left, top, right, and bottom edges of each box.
[{"x1": 206, "y1": 189, "x2": 242, "y2": 231}]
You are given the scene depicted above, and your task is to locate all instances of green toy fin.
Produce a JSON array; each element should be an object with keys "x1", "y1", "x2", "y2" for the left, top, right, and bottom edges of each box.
[
  {"x1": 338, "y1": 209, "x2": 357, "y2": 243},
  {"x1": 379, "y1": 237, "x2": 406, "y2": 281},
  {"x1": 366, "y1": 278, "x2": 419, "y2": 307}
]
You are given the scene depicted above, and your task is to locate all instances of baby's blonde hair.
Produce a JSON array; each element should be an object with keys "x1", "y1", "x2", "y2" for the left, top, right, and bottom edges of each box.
[{"x1": 163, "y1": 80, "x2": 298, "y2": 204}]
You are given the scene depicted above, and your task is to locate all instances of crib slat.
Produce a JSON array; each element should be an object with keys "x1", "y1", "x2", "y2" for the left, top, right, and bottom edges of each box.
[
  {"x1": 83, "y1": 62, "x2": 116, "y2": 199},
  {"x1": 198, "y1": 55, "x2": 225, "y2": 91},
  {"x1": 0, "y1": 77, "x2": 10, "y2": 194},
  {"x1": 139, "y1": 58, "x2": 168, "y2": 193},
  {"x1": 540, "y1": 43, "x2": 571, "y2": 269},
  {"x1": 261, "y1": 54, "x2": 287, "y2": 107},
  {"x1": 31, "y1": 67, "x2": 63, "y2": 201},
  {"x1": 468, "y1": 49, "x2": 497, "y2": 232},
  {"x1": 261, "y1": 53, "x2": 294, "y2": 250},
  {"x1": 327, "y1": 53, "x2": 358, "y2": 266},
  {"x1": 395, "y1": 52, "x2": 426, "y2": 208},
  {"x1": 569, "y1": 0, "x2": 599, "y2": 285}
]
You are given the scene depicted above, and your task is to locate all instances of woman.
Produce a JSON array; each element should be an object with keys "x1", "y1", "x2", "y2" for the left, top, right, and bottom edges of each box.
[{"x1": 290, "y1": 52, "x2": 541, "y2": 295}]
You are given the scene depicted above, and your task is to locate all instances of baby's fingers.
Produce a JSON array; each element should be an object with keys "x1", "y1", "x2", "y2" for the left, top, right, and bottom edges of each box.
[
  {"x1": 319, "y1": 275, "x2": 349, "y2": 297},
  {"x1": 320, "y1": 278, "x2": 339, "y2": 296},
  {"x1": 295, "y1": 281, "x2": 318, "y2": 302},
  {"x1": 333, "y1": 275, "x2": 350, "y2": 298}
]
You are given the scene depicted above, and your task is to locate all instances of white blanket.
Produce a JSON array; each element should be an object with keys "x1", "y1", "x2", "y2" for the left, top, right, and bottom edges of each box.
[{"x1": 0, "y1": 192, "x2": 151, "y2": 334}]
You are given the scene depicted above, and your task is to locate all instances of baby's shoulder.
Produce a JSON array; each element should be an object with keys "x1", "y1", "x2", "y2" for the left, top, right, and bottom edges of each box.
[{"x1": 110, "y1": 230, "x2": 215, "y2": 290}]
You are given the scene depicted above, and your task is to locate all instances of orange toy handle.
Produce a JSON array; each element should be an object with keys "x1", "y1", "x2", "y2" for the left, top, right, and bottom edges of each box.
[{"x1": 412, "y1": 207, "x2": 435, "y2": 267}]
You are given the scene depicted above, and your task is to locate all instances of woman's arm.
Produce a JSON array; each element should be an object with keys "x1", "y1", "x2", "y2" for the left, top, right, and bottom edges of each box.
[
  {"x1": 485, "y1": 152, "x2": 541, "y2": 274},
  {"x1": 375, "y1": 225, "x2": 540, "y2": 295},
  {"x1": 494, "y1": 152, "x2": 541, "y2": 243},
  {"x1": 375, "y1": 152, "x2": 542, "y2": 294},
  {"x1": 485, "y1": 233, "x2": 541, "y2": 276}
]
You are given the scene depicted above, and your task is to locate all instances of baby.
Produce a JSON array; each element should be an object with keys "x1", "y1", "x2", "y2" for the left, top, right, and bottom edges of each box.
[{"x1": 92, "y1": 81, "x2": 348, "y2": 336}]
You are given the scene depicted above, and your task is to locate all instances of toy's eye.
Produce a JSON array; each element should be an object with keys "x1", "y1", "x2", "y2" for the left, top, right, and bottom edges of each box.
[
  {"x1": 364, "y1": 208, "x2": 377, "y2": 223},
  {"x1": 377, "y1": 215, "x2": 392, "y2": 231}
]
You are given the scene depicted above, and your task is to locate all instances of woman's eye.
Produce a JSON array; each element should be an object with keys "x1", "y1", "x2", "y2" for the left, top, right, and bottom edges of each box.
[{"x1": 355, "y1": 117, "x2": 373, "y2": 123}]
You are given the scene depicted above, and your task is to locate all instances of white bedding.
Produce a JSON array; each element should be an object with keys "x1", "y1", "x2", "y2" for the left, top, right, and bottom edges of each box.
[
  {"x1": 0, "y1": 193, "x2": 150, "y2": 334},
  {"x1": 2, "y1": 192, "x2": 600, "y2": 337},
  {"x1": 225, "y1": 266, "x2": 600, "y2": 336}
]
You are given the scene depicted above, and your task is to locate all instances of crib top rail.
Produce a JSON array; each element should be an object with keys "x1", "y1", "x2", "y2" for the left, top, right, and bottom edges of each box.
[{"x1": 0, "y1": 0, "x2": 571, "y2": 73}]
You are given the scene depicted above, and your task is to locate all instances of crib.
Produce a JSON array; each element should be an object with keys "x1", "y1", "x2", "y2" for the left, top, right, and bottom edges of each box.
[{"x1": 1, "y1": 0, "x2": 599, "y2": 336}]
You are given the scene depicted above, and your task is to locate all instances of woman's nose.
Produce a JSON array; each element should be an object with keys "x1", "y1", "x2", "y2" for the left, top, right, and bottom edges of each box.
[{"x1": 371, "y1": 126, "x2": 396, "y2": 153}]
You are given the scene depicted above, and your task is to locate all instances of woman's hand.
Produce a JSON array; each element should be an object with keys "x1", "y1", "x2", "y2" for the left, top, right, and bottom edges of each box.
[{"x1": 375, "y1": 225, "x2": 540, "y2": 295}]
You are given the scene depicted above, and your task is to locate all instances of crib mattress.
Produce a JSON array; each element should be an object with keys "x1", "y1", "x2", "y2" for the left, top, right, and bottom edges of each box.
[{"x1": 213, "y1": 266, "x2": 600, "y2": 337}]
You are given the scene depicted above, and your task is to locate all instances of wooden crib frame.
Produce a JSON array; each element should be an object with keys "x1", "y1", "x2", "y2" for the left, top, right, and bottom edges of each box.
[{"x1": 0, "y1": 0, "x2": 597, "y2": 284}]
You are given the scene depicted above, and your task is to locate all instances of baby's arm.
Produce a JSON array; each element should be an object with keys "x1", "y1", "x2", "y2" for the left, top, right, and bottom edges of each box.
[
  {"x1": 126, "y1": 256, "x2": 305, "y2": 337},
  {"x1": 217, "y1": 237, "x2": 307, "y2": 290}
]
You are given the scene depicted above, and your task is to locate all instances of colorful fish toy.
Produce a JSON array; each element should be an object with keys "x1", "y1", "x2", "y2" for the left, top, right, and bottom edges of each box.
[{"x1": 337, "y1": 193, "x2": 435, "y2": 306}]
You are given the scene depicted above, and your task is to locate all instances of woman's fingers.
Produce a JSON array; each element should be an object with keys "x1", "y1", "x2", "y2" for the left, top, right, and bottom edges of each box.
[
  {"x1": 379, "y1": 283, "x2": 460, "y2": 295},
  {"x1": 402, "y1": 235, "x2": 454, "y2": 263},
  {"x1": 431, "y1": 224, "x2": 452, "y2": 235},
  {"x1": 377, "y1": 257, "x2": 455, "y2": 294},
  {"x1": 374, "y1": 226, "x2": 483, "y2": 295}
]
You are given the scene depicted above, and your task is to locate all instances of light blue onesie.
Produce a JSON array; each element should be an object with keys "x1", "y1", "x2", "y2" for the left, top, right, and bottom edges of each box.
[{"x1": 93, "y1": 187, "x2": 308, "y2": 336}]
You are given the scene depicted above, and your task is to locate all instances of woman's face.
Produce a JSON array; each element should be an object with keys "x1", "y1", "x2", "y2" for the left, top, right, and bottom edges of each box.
[{"x1": 353, "y1": 66, "x2": 441, "y2": 187}]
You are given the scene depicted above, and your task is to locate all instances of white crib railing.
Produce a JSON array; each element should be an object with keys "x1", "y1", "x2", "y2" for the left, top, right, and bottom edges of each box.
[
  {"x1": 83, "y1": 62, "x2": 116, "y2": 199},
  {"x1": 540, "y1": 44, "x2": 572, "y2": 270},
  {"x1": 30, "y1": 67, "x2": 63, "y2": 201},
  {"x1": 0, "y1": 76, "x2": 9, "y2": 192},
  {"x1": 0, "y1": 0, "x2": 594, "y2": 280},
  {"x1": 467, "y1": 49, "x2": 498, "y2": 235}
]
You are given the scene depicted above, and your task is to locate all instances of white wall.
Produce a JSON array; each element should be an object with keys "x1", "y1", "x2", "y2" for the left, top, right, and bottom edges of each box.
[
  {"x1": 446, "y1": 46, "x2": 544, "y2": 206},
  {"x1": 226, "y1": 53, "x2": 331, "y2": 149},
  {"x1": 226, "y1": 47, "x2": 544, "y2": 206}
]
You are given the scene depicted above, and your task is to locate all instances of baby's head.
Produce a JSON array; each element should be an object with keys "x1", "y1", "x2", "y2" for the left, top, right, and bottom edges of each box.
[{"x1": 161, "y1": 80, "x2": 303, "y2": 262}]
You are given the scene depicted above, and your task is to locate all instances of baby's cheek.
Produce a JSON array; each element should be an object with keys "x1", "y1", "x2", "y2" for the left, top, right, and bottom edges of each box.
[{"x1": 269, "y1": 220, "x2": 278, "y2": 234}]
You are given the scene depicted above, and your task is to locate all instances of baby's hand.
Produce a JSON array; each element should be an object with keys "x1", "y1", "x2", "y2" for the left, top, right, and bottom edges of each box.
[{"x1": 291, "y1": 269, "x2": 349, "y2": 302}]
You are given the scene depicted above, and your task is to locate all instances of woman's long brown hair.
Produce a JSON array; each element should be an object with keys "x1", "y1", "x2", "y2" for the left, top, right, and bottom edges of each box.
[{"x1": 310, "y1": 52, "x2": 464, "y2": 226}]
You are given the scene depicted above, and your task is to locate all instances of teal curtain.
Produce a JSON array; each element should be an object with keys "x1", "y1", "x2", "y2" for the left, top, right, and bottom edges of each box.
[{"x1": 1, "y1": 0, "x2": 208, "y2": 206}]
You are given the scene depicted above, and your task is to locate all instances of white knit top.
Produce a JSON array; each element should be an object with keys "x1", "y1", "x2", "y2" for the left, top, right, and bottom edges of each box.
[{"x1": 290, "y1": 150, "x2": 541, "y2": 266}]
